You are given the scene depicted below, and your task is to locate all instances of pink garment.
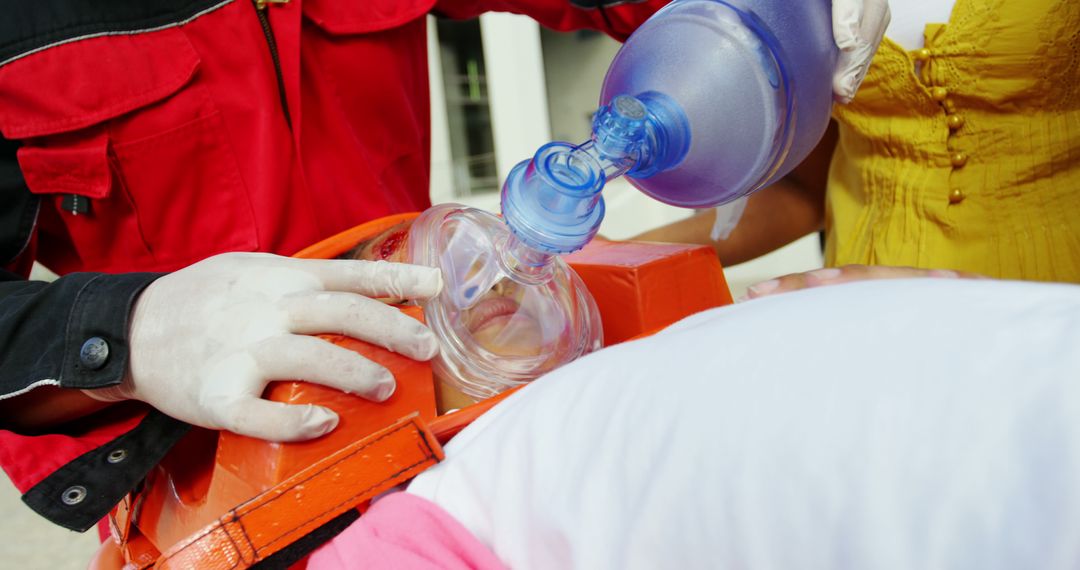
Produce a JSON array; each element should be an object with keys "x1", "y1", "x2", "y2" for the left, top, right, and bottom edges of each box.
[{"x1": 308, "y1": 492, "x2": 506, "y2": 570}]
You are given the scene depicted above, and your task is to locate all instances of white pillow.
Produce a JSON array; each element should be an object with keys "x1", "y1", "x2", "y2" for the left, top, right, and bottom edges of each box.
[{"x1": 409, "y1": 278, "x2": 1080, "y2": 569}]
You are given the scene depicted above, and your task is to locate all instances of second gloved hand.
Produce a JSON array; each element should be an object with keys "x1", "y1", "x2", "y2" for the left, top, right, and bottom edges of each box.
[
  {"x1": 86, "y1": 253, "x2": 443, "y2": 442},
  {"x1": 832, "y1": 0, "x2": 890, "y2": 103}
]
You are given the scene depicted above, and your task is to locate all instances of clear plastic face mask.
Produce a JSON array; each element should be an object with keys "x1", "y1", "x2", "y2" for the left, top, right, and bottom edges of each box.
[
  {"x1": 347, "y1": 204, "x2": 603, "y2": 402},
  {"x1": 410, "y1": 205, "x2": 603, "y2": 401}
]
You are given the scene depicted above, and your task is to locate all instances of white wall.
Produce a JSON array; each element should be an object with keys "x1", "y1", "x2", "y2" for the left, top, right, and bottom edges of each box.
[
  {"x1": 479, "y1": 13, "x2": 552, "y2": 183},
  {"x1": 427, "y1": 16, "x2": 456, "y2": 205},
  {"x1": 538, "y1": 28, "x2": 620, "y2": 143}
]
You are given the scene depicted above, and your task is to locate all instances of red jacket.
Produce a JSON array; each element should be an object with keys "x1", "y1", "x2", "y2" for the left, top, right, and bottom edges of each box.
[{"x1": 0, "y1": 0, "x2": 666, "y2": 532}]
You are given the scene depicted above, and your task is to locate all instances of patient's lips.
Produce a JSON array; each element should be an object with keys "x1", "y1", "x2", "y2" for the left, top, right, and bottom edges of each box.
[
  {"x1": 464, "y1": 295, "x2": 543, "y2": 357},
  {"x1": 464, "y1": 296, "x2": 520, "y2": 332}
]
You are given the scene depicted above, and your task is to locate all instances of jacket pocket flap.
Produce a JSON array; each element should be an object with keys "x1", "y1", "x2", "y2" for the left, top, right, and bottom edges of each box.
[
  {"x1": 302, "y1": 0, "x2": 435, "y2": 35},
  {"x1": 0, "y1": 27, "x2": 200, "y2": 139},
  {"x1": 18, "y1": 129, "x2": 111, "y2": 199}
]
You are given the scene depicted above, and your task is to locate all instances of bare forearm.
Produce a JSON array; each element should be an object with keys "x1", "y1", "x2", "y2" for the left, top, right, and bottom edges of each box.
[
  {"x1": 634, "y1": 179, "x2": 825, "y2": 266},
  {"x1": 633, "y1": 121, "x2": 837, "y2": 266}
]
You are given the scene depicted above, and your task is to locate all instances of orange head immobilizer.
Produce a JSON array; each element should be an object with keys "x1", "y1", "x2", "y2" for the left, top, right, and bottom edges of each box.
[{"x1": 93, "y1": 207, "x2": 732, "y2": 570}]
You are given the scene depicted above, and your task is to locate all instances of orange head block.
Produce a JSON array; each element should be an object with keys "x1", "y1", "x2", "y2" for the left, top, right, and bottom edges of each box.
[
  {"x1": 566, "y1": 238, "x2": 733, "y2": 345},
  {"x1": 131, "y1": 306, "x2": 436, "y2": 553},
  {"x1": 215, "y1": 307, "x2": 437, "y2": 490}
]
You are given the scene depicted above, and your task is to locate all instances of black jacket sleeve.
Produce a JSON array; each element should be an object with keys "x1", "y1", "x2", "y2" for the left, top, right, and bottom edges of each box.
[
  {"x1": 0, "y1": 271, "x2": 200, "y2": 533},
  {"x1": 0, "y1": 270, "x2": 161, "y2": 397},
  {"x1": 2, "y1": 136, "x2": 190, "y2": 533},
  {"x1": 1, "y1": 136, "x2": 38, "y2": 269}
]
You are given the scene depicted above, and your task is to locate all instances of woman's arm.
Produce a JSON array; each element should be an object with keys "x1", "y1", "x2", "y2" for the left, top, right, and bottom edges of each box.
[{"x1": 633, "y1": 121, "x2": 838, "y2": 267}]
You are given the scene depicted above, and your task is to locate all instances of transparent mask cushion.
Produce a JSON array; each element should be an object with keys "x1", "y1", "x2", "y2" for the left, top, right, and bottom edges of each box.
[{"x1": 408, "y1": 205, "x2": 603, "y2": 400}]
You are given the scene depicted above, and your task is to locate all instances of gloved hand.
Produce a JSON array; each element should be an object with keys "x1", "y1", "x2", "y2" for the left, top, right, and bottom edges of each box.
[
  {"x1": 86, "y1": 252, "x2": 443, "y2": 442},
  {"x1": 832, "y1": 0, "x2": 891, "y2": 103}
]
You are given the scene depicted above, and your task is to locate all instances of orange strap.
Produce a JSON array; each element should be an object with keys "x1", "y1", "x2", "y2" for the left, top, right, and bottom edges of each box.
[{"x1": 152, "y1": 413, "x2": 443, "y2": 569}]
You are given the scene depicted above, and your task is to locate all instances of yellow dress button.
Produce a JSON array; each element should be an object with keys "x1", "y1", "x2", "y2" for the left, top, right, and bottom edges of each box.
[
  {"x1": 949, "y1": 188, "x2": 966, "y2": 204},
  {"x1": 946, "y1": 114, "x2": 965, "y2": 130},
  {"x1": 951, "y1": 152, "x2": 969, "y2": 168},
  {"x1": 932, "y1": 87, "x2": 949, "y2": 101},
  {"x1": 914, "y1": 48, "x2": 933, "y2": 61},
  {"x1": 943, "y1": 99, "x2": 957, "y2": 113}
]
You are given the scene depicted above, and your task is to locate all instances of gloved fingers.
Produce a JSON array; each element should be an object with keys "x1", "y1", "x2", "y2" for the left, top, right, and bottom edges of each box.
[
  {"x1": 831, "y1": 0, "x2": 890, "y2": 103},
  {"x1": 833, "y1": 45, "x2": 876, "y2": 103},
  {"x1": 831, "y1": 0, "x2": 865, "y2": 50},
  {"x1": 282, "y1": 291, "x2": 440, "y2": 361},
  {"x1": 213, "y1": 396, "x2": 341, "y2": 442},
  {"x1": 251, "y1": 334, "x2": 397, "y2": 401},
  {"x1": 859, "y1": 0, "x2": 891, "y2": 44},
  {"x1": 290, "y1": 258, "x2": 443, "y2": 300}
]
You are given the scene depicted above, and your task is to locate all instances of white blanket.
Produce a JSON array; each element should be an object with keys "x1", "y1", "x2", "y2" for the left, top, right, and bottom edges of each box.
[{"x1": 409, "y1": 278, "x2": 1080, "y2": 569}]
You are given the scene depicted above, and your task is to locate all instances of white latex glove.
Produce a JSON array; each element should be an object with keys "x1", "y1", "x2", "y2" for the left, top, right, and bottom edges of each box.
[
  {"x1": 832, "y1": 0, "x2": 891, "y2": 103},
  {"x1": 86, "y1": 252, "x2": 443, "y2": 442}
]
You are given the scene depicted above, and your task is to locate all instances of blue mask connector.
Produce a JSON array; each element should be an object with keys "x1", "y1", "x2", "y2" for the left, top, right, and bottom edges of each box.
[{"x1": 499, "y1": 92, "x2": 689, "y2": 281}]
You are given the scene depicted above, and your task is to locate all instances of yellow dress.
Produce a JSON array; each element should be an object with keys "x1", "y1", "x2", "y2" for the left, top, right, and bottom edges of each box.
[{"x1": 827, "y1": 0, "x2": 1080, "y2": 282}]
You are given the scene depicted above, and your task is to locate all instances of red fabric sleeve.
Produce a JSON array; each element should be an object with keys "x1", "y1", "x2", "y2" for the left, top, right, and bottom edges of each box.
[
  {"x1": 434, "y1": 0, "x2": 671, "y2": 41},
  {"x1": 0, "y1": 406, "x2": 144, "y2": 493}
]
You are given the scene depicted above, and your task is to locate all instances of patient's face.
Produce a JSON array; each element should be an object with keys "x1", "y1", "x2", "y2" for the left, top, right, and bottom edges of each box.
[{"x1": 343, "y1": 222, "x2": 544, "y2": 358}]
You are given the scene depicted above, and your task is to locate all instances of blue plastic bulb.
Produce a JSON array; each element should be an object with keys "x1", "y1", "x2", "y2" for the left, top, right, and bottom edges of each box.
[{"x1": 500, "y1": 93, "x2": 689, "y2": 267}]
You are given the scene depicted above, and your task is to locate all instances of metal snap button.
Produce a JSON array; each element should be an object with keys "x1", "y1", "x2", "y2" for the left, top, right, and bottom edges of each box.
[
  {"x1": 79, "y1": 337, "x2": 110, "y2": 370},
  {"x1": 62, "y1": 485, "x2": 87, "y2": 506}
]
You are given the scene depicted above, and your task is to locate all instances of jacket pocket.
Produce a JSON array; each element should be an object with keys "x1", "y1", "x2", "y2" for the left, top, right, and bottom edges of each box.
[
  {"x1": 0, "y1": 27, "x2": 257, "y2": 273},
  {"x1": 299, "y1": 0, "x2": 432, "y2": 196}
]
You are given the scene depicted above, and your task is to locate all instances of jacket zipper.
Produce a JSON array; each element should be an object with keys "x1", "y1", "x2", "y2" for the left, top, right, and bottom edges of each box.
[{"x1": 253, "y1": 0, "x2": 292, "y2": 128}]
